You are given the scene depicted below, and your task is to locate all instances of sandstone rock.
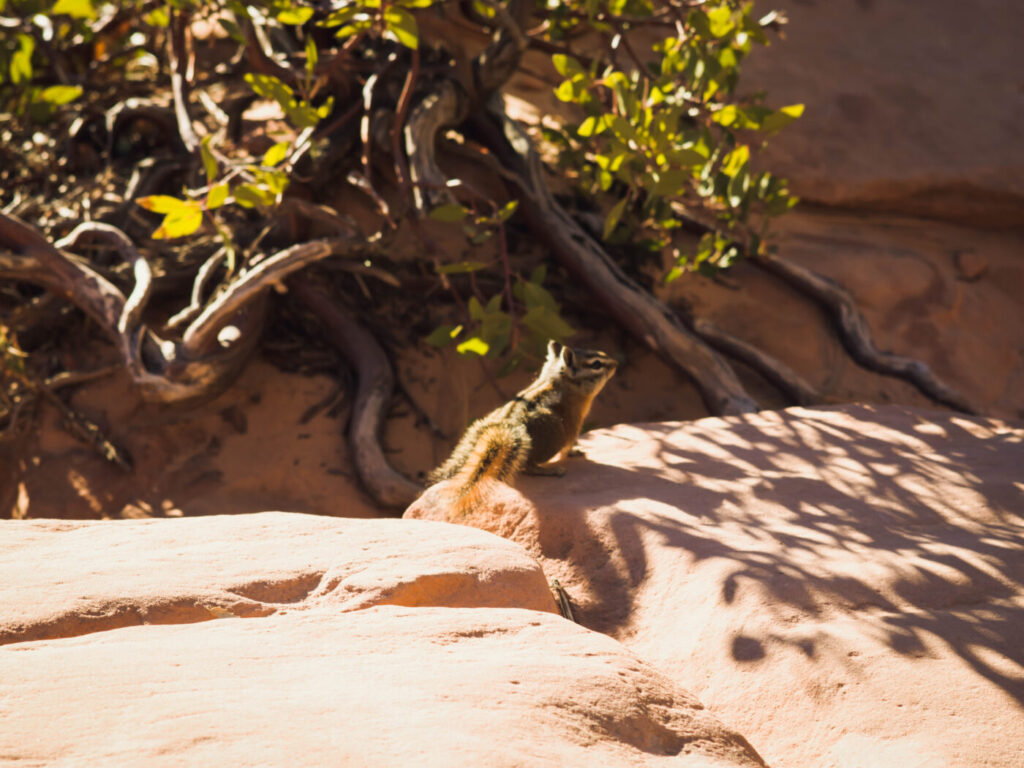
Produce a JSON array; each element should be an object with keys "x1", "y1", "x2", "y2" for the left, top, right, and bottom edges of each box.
[
  {"x1": 666, "y1": 210, "x2": 1024, "y2": 420},
  {"x1": 739, "y1": 0, "x2": 1024, "y2": 227},
  {"x1": 0, "y1": 515, "x2": 765, "y2": 767},
  {"x1": 0, "y1": 512, "x2": 557, "y2": 645},
  {"x1": 408, "y1": 405, "x2": 1024, "y2": 768}
]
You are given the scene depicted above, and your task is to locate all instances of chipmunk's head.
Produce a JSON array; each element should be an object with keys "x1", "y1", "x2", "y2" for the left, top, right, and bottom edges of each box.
[{"x1": 544, "y1": 340, "x2": 618, "y2": 394}]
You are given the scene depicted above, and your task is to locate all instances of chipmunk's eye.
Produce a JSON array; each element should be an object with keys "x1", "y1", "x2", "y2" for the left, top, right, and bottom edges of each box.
[{"x1": 588, "y1": 361, "x2": 605, "y2": 370}]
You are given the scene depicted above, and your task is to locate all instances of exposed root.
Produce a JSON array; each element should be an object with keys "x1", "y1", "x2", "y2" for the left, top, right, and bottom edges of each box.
[
  {"x1": 288, "y1": 276, "x2": 422, "y2": 509},
  {"x1": 689, "y1": 316, "x2": 819, "y2": 406},
  {"x1": 752, "y1": 249, "x2": 976, "y2": 414}
]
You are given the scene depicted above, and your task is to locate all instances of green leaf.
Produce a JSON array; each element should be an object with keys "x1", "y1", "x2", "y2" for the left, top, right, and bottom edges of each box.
[
  {"x1": 577, "y1": 115, "x2": 607, "y2": 137},
  {"x1": 480, "y1": 311, "x2": 512, "y2": 356},
  {"x1": 254, "y1": 168, "x2": 290, "y2": 196},
  {"x1": 554, "y1": 79, "x2": 578, "y2": 103},
  {"x1": 727, "y1": 167, "x2": 750, "y2": 207},
  {"x1": 428, "y1": 203, "x2": 467, "y2": 222},
  {"x1": 711, "y1": 104, "x2": 741, "y2": 127},
  {"x1": 262, "y1": 141, "x2": 290, "y2": 167},
  {"x1": 425, "y1": 324, "x2": 459, "y2": 348},
  {"x1": 246, "y1": 73, "x2": 295, "y2": 110},
  {"x1": 456, "y1": 337, "x2": 489, "y2": 356},
  {"x1": 384, "y1": 6, "x2": 418, "y2": 49},
  {"x1": 399, "y1": 0, "x2": 435, "y2": 7},
  {"x1": 522, "y1": 306, "x2": 576, "y2": 342},
  {"x1": 467, "y1": 296, "x2": 485, "y2": 321},
  {"x1": 496, "y1": 199, "x2": 518, "y2": 222},
  {"x1": 761, "y1": 103, "x2": 805, "y2": 133},
  {"x1": 145, "y1": 7, "x2": 170, "y2": 27},
  {"x1": 649, "y1": 169, "x2": 690, "y2": 197},
  {"x1": 721, "y1": 145, "x2": 750, "y2": 178},
  {"x1": 305, "y1": 35, "x2": 318, "y2": 77},
  {"x1": 206, "y1": 182, "x2": 229, "y2": 210},
  {"x1": 334, "y1": 18, "x2": 372, "y2": 39},
  {"x1": 706, "y1": 6, "x2": 735, "y2": 38},
  {"x1": 136, "y1": 195, "x2": 188, "y2": 214},
  {"x1": 552, "y1": 54, "x2": 584, "y2": 78},
  {"x1": 151, "y1": 202, "x2": 203, "y2": 240},
  {"x1": 435, "y1": 261, "x2": 489, "y2": 274},
  {"x1": 316, "y1": 96, "x2": 334, "y2": 120},
  {"x1": 200, "y1": 136, "x2": 218, "y2": 183},
  {"x1": 277, "y1": 6, "x2": 314, "y2": 25},
  {"x1": 606, "y1": 115, "x2": 639, "y2": 146},
  {"x1": 39, "y1": 85, "x2": 82, "y2": 105},
  {"x1": 218, "y1": 16, "x2": 245, "y2": 42},
  {"x1": 233, "y1": 184, "x2": 276, "y2": 208},
  {"x1": 668, "y1": 147, "x2": 706, "y2": 167},
  {"x1": 51, "y1": 0, "x2": 95, "y2": 19},
  {"x1": 603, "y1": 196, "x2": 629, "y2": 240},
  {"x1": 10, "y1": 35, "x2": 34, "y2": 84},
  {"x1": 518, "y1": 280, "x2": 559, "y2": 313}
]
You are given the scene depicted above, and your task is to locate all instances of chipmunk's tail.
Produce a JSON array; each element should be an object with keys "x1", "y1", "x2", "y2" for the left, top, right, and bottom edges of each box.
[{"x1": 428, "y1": 421, "x2": 530, "y2": 515}]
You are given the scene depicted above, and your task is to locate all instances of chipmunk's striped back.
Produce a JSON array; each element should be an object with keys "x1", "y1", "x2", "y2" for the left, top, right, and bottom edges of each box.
[{"x1": 426, "y1": 341, "x2": 617, "y2": 515}]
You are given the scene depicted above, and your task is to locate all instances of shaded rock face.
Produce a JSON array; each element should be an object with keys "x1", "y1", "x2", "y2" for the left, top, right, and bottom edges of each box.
[
  {"x1": 739, "y1": 0, "x2": 1024, "y2": 228},
  {"x1": 408, "y1": 405, "x2": 1024, "y2": 768},
  {"x1": 0, "y1": 512, "x2": 765, "y2": 768}
]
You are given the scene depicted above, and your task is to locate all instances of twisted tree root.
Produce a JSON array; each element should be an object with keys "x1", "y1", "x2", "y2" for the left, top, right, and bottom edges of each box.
[
  {"x1": 751, "y1": 249, "x2": 976, "y2": 415},
  {"x1": 688, "y1": 316, "x2": 819, "y2": 407},
  {"x1": 288, "y1": 277, "x2": 422, "y2": 509}
]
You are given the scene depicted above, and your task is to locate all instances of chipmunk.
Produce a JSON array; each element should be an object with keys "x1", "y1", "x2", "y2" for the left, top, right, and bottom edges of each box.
[{"x1": 427, "y1": 341, "x2": 618, "y2": 512}]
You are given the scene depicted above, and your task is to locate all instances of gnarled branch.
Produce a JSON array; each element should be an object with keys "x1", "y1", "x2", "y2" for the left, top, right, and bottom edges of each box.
[{"x1": 0, "y1": 213, "x2": 362, "y2": 406}]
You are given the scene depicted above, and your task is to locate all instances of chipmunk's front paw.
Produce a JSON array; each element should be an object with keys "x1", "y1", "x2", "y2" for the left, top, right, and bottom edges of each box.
[{"x1": 524, "y1": 463, "x2": 566, "y2": 477}]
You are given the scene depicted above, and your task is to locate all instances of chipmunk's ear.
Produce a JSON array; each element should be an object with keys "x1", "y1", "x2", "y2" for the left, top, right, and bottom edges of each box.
[
  {"x1": 546, "y1": 340, "x2": 560, "y2": 361},
  {"x1": 560, "y1": 345, "x2": 576, "y2": 368}
]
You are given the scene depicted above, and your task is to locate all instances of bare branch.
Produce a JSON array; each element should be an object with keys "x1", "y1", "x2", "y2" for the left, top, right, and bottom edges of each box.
[
  {"x1": 472, "y1": 0, "x2": 532, "y2": 97},
  {"x1": 405, "y1": 82, "x2": 468, "y2": 212},
  {"x1": 181, "y1": 237, "x2": 358, "y2": 357},
  {"x1": 166, "y1": 250, "x2": 225, "y2": 330},
  {"x1": 167, "y1": 8, "x2": 200, "y2": 152},
  {"x1": 55, "y1": 222, "x2": 150, "y2": 336},
  {"x1": 0, "y1": 213, "x2": 259, "y2": 405}
]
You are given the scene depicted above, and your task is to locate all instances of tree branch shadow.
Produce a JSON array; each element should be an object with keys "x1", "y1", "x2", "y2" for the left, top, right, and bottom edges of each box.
[{"x1": 526, "y1": 404, "x2": 1024, "y2": 704}]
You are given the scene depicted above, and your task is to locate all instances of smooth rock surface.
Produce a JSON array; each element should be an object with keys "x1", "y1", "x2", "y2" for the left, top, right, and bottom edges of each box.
[
  {"x1": 0, "y1": 512, "x2": 765, "y2": 767},
  {"x1": 408, "y1": 405, "x2": 1024, "y2": 768},
  {"x1": 0, "y1": 512, "x2": 557, "y2": 645},
  {"x1": 0, "y1": 606, "x2": 764, "y2": 767}
]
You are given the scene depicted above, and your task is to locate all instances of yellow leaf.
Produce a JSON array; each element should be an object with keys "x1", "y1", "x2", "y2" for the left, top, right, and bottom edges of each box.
[
  {"x1": 262, "y1": 141, "x2": 290, "y2": 167},
  {"x1": 137, "y1": 195, "x2": 187, "y2": 213},
  {"x1": 456, "y1": 337, "x2": 489, "y2": 356},
  {"x1": 206, "y1": 182, "x2": 229, "y2": 210},
  {"x1": 151, "y1": 202, "x2": 203, "y2": 240}
]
